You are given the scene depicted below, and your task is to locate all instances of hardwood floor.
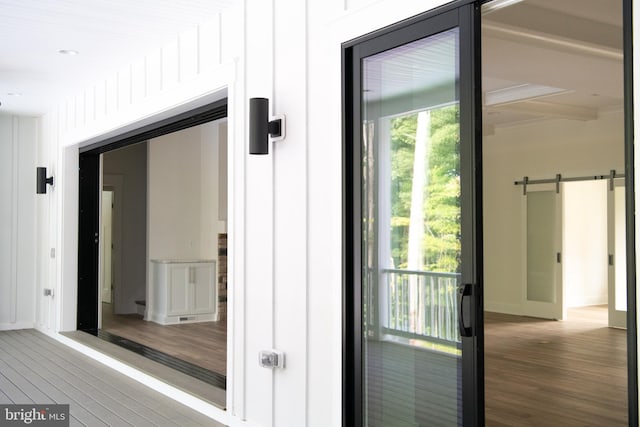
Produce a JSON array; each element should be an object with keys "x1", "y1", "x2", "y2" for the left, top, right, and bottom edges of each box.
[
  {"x1": 101, "y1": 303, "x2": 226, "y2": 376},
  {"x1": 485, "y1": 306, "x2": 627, "y2": 426}
]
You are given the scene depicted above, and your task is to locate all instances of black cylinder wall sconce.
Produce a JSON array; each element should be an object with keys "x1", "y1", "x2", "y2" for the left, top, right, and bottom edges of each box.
[
  {"x1": 249, "y1": 97, "x2": 285, "y2": 155},
  {"x1": 36, "y1": 167, "x2": 54, "y2": 194}
]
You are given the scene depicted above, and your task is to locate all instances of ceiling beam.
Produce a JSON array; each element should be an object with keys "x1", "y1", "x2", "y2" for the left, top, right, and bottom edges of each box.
[
  {"x1": 483, "y1": 22, "x2": 623, "y2": 62},
  {"x1": 490, "y1": 100, "x2": 598, "y2": 121}
]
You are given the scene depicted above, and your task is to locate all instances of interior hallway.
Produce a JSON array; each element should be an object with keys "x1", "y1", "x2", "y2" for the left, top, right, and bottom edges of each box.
[{"x1": 485, "y1": 306, "x2": 627, "y2": 426}]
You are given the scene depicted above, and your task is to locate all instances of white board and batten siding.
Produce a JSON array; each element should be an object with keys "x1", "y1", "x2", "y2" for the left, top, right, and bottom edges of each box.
[{"x1": 17, "y1": 0, "x2": 640, "y2": 427}]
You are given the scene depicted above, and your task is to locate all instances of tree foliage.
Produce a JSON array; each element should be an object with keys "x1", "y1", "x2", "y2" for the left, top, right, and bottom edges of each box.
[{"x1": 389, "y1": 104, "x2": 460, "y2": 273}]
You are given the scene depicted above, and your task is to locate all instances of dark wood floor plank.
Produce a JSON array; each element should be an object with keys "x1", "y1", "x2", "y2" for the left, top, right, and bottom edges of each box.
[
  {"x1": 61, "y1": 330, "x2": 225, "y2": 408},
  {"x1": 102, "y1": 303, "x2": 226, "y2": 376},
  {"x1": 485, "y1": 306, "x2": 627, "y2": 426}
]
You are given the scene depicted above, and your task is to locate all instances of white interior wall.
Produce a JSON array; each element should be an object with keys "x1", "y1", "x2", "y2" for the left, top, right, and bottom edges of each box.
[
  {"x1": 200, "y1": 120, "x2": 227, "y2": 257},
  {"x1": 563, "y1": 180, "x2": 608, "y2": 308},
  {"x1": 483, "y1": 111, "x2": 624, "y2": 314},
  {"x1": 148, "y1": 123, "x2": 224, "y2": 261},
  {"x1": 0, "y1": 115, "x2": 37, "y2": 330},
  {"x1": 148, "y1": 126, "x2": 203, "y2": 260},
  {"x1": 218, "y1": 121, "x2": 228, "y2": 221},
  {"x1": 103, "y1": 143, "x2": 148, "y2": 314}
]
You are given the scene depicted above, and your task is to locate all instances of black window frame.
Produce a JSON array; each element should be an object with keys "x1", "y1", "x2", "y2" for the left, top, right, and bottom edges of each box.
[{"x1": 342, "y1": 1, "x2": 483, "y2": 425}]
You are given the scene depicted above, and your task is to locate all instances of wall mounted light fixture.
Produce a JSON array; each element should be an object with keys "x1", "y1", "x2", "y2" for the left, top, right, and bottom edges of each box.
[
  {"x1": 36, "y1": 167, "x2": 54, "y2": 194},
  {"x1": 249, "y1": 97, "x2": 285, "y2": 155}
]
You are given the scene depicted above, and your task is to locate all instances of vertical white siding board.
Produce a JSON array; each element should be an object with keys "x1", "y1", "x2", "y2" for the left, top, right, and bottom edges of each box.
[
  {"x1": 199, "y1": 17, "x2": 222, "y2": 72},
  {"x1": 0, "y1": 116, "x2": 12, "y2": 325},
  {"x1": 132, "y1": 58, "x2": 147, "y2": 104},
  {"x1": 10, "y1": 117, "x2": 19, "y2": 324},
  {"x1": 179, "y1": 27, "x2": 199, "y2": 82},
  {"x1": 146, "y1": 49, "x2": 162, "y2": 98},
  {"x1": 17, "y1": 118, "x2": 37, "y2": 328},
  {"x1": 106, "y1": 76, "x2": 118, "y2": 116},
  {"x1": 95, "y1": 81, "x2": 107, "y2": 121},
  {"x1": 86, "y1": 87, "x2": 96, "y2": 125},
  {"x1": 118, "y1": 65, "x2": 132, "y2": 110},
  {"x1": 272, "y1": 0, "x2": 308, "y2": 425},
  {"x1": 244, "y1": 0, "x2": 275, "y2": 424},
  {"x1": 162, "y1": 39, "x2": 180, "y2": 90}
]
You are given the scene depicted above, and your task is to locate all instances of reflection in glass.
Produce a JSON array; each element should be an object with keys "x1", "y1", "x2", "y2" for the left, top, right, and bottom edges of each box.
[
  {"x1": 614, "y1": 185, "x2": 626, "y2": 311},
  {"x1": 361, "y1": 28, "x2": 462, "y2": 426}
]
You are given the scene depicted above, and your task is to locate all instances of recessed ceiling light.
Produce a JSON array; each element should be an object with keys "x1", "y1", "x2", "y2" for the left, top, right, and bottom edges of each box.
[
  {"x1": 58, "y1": 49, "x2": 79, "y2": 55},
  {"x1": 7, "y1": 92, "x2": 22, "y2": 96}
]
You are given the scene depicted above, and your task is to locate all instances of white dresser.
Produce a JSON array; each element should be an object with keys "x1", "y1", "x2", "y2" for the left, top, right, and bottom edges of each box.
[{"x1": 149, "y1": 260, "x2": 218, "y2": 325}]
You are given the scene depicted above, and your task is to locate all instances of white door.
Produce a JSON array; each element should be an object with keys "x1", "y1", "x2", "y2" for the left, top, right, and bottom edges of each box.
[
  {"x1": 522, "y1": 184, "x2": 564, "y2": 320},
  {"x1": 101, "y1": 190, "x2": 114, "y2": 304},
  {"x1": 608, "y1": 180, "x2": 627, "y2": 329}
]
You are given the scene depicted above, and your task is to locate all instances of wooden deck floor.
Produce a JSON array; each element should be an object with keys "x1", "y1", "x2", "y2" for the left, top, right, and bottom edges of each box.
[
  {"x1": 0, "y1": 329, "x2": 224, "y2": 427},
  {"x1": 485, "y1": 306, "x2": 627, "y2": 426}
]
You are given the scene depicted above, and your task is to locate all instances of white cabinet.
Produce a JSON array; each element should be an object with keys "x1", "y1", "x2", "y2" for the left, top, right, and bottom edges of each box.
[{"x1": 149, "y1": 260, "x2": 218, "y2": 325}]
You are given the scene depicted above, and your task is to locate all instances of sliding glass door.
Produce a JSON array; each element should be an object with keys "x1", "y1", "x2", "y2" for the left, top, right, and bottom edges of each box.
[{"x1": 343, "y1": 2, "x2": 483, "y2": 426}]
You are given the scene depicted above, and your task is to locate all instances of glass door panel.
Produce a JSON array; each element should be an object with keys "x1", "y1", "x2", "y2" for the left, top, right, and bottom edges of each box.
[
  {"x1": 361, "y1": 27, "x2": 463, "y2": 427},
  {"x1": 608, "y1": 180, "x2": 627, "y2": 328},
  {"x1": 522, "y1": 185, "x2": 563, "y2": 320}
]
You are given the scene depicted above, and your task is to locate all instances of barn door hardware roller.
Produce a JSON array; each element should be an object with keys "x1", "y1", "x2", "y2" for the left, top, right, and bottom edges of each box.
[{"x1": 515, "y1": 169, "x2": 624, "y2": 195}]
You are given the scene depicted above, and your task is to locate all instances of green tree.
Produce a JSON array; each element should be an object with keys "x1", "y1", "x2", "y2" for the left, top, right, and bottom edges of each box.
[{"x1": 389, "y1": 104, "x2": 460, "y2": 273}]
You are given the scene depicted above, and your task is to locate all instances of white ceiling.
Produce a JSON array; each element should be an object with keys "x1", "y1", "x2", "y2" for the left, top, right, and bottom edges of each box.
[
  {"x1": 0, "y1": 0, "x2": 625, "y2": 124},
  {"x1": 482, "y1": 0, "x2": 624, "y2": 130},
  {"x1": 0, "y1": 0, "x2": 236, "y2": 116}
]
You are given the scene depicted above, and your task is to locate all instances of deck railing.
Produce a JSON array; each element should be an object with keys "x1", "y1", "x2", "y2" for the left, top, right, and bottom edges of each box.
[{"x1": 381, "y1": 268, "x2": 461, "y2": 344}]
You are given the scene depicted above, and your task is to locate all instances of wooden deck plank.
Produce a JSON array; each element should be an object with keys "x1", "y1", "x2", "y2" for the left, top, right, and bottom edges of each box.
[
  {"x1": 10, "y1": 330, "x2": 193, "y2": 427},
  {"x1": 0, "y1": 332, "x2": 118, "y2": 425},
  {"x1": 20, "y1": 330, "x2": 221, "y2": 425},
  {"x1": 19, "y1": 330, "x2": 223, "y2": 426},
  {"x1": 0, "y1": 388, "x2": 13, "y2": 404},
  {"x1": 0, "y1": 358, "x2": 55, "y2": 403},
  {"x1": 0, "y1": 370, "x2": 32, "y2": 404},
  {"x1": 0, "y1": 330, "x2": 223, "y2": 427},
  {"x1": 0, "y1": 344, "x2": 106, "y2": 426}
]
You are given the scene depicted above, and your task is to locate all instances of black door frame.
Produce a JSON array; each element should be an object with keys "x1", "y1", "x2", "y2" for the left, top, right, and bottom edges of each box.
[
  {"x1": 77, "y1": 98, "x2": 228, "y2": 333},
  {"x1": 343, "y1": 0, "x2": 637, "y2": 426},
  {"x1": 342, "y1": 1, "x2": 483, "y2": 425},
  {"x1": 623, "y1": 0, "x2": 638, "y2": 424}
]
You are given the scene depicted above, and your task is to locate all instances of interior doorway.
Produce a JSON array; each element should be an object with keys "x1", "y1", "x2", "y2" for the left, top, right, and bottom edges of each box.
[
  {"x1": 101, "y1": 190, "x2": 114, "y2": 305},
  {"x1": 76, "y1": 99, "x2": 229, "y2": 407},
  {"x1": 482, "y1": 0, "x2": 629, "y2": 425}
]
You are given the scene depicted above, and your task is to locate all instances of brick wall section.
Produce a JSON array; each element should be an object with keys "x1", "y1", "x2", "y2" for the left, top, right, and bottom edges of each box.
[{"x1": 218, "y1": 233, "x2": 227, "y2": 320}]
